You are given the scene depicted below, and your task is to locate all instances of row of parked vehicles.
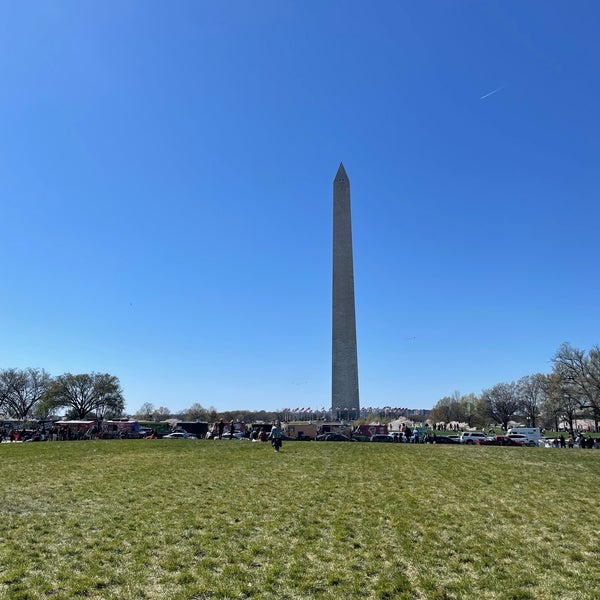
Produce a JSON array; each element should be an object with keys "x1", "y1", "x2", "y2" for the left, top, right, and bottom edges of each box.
[
  {"x1": 460, "y1": 429, "x2": 540, "y2": 446},
  {"x1": 127, "y1": 424, "x2": 600, "y2": 448},
  {"x1": 167, "y1": 425, "x2": 544, "y2": 445},
  {"x1": 437, "y1": 428, "x2": 543, "y2": 446},
  {"x1": 312, "y1": 428, "x2": 545, "y2": 445}
]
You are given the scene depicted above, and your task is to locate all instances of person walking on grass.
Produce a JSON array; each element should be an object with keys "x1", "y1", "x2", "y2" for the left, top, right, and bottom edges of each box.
[{"x1": 269, "y1": 420, "x2": 283, "y2": 452}]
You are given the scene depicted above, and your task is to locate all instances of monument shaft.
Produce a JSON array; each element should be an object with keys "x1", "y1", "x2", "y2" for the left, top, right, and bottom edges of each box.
[{"x1": 332, "y1": 163, "x2": 360, "y2": 417}]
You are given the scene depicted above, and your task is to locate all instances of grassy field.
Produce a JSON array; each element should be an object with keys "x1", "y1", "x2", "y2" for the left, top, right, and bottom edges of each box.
[{"x1": 1, "y1": 440, "x2": 599, "y2": 600}]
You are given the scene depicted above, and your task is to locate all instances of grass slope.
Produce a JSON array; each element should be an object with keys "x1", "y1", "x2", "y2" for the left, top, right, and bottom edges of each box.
[{"x1": 1, "y1": 440, "x2": 599, "y2": 599}]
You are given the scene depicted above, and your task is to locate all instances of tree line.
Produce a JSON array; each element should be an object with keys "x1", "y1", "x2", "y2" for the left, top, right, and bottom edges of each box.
[
  {"x1": 132, "y1": 402, "x2": 281, "y2": 425},
  {"x1": 0, "y1": 368, "x2": 282, "y2": 424},
  {"x1": 429, "y1": 343, "x2": 600, "y2": 434},
  {"x1": 0, "y1": 369, "x2": 124, "y2": 420}
]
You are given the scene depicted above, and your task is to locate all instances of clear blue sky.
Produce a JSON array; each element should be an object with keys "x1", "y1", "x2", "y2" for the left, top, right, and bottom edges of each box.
[{"x1": 2, "y1": 1, "x2": 599, "y2": 415}]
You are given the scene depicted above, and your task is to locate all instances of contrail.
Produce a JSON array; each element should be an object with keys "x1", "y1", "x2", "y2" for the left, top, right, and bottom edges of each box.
[{"x1": 480, "y1": 86, "x2": 504, "y2": 100}]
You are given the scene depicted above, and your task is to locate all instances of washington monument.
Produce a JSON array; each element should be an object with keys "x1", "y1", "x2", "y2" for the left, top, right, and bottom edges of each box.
[{"x1": 332, "y1": 163, "x2": 360, "y2": 419}]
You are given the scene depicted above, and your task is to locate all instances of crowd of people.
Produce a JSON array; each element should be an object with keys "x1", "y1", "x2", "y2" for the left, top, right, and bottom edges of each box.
[
  {"x1": 547, "y1": 433, "x2": 600, "y2": 449},
  {"x1": 0, "y1": 421, "x2": 140, "y2": 442},
  {"x1": 0, "y1": 424, "x2": 91, "y2": 442}
]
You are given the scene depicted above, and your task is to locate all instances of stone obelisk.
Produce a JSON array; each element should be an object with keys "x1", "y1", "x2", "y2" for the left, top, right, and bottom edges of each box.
[{"x1": 332, "y1": 163, "x2": 360, "y2": 420}]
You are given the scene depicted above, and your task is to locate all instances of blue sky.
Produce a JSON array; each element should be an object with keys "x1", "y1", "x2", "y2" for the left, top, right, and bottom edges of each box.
[{"x1": 2, "y1": 1, "x2": 599, "y2": 415}]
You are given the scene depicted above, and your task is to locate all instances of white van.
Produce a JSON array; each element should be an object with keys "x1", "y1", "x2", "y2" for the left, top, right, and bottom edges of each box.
[
  {"x1": 506, "y1": 427, "x2": 542, "y2": 445},
  {"x1": 459, "y1": 431, "x2": 489, "y2": 444}
]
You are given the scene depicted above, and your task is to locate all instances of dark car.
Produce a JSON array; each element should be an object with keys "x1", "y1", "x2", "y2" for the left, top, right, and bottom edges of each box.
[
  {"x1": 370, "y1": 434, "x2": 394, "y2": 442},
  {"x1": 478, "y1": 435, "x2": 523, "y2": 446},
  {"x1": 430, "y1": 435, "x2": 460, "y2": 444},
  {"x1": 315, "y1": 433, "x2": 354, "y2": 442}
]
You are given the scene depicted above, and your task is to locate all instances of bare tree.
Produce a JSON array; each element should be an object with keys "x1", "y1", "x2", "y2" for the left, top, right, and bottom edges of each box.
[
  {"x1": 45, "y1": 373, "x2": 124, "y2": 419},
  {"x1": 544, "y1": 372, "x2": 581, "y2": 436},
  {"x1": 0, "y1": 368, "x2": 52, "y2": 420},
  {"x1": 135, "y1": 402, "x2": 156, "y2": 421},
  {"x1": 430, "y1": 392, "x2": 485, "y2": 428},
  {"x1": 537, "y1": 374, "x2": 561, "y2": 430},
  {"x1": 517, "y1": 374, "x2": 546, "y2": 427},
  {"x1": 459, "y1": 393, "x2": 485, "y2": 428},
  {"x1": 585, "y1": 346, "x2": 600, "y2": 430},
  {"x1": 185, "y1": 403, "x2": 209, "y2": 421},
  {"x1": 552, "y1": 343, "x2": 600, "y2": 431},
  {"x1": 153, "y1": 406, "x2": 171, "y2": 421},
  {"x1": 0, "y1": 375, "x2": 8, "y2": 415},
  {"x1": 481, "y1": 382, "x2": 522, "y2": 430}
]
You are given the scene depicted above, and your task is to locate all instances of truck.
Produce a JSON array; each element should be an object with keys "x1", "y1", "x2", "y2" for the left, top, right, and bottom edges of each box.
[
  {"x1": 138, "y1": 421, "x2": 172, "y2": 438},
  {"x1": 506, "y1": 427, "x2": 542, "y2": 446},
  {"x1": 208, "y1": 421, "x2": 246, "y2": 439},
  {"x1": 101, "y1": 420, "x2": 142, "y2": 439},
  {"x1": 352, "y1": 424, "x2": 388, "y2": 441},
  {"x1": 285, "y1": 422, "x2": 319, "y2": 440},
  {"x1": 176, "y1": 421, "x2": 209, "y2": 439}
]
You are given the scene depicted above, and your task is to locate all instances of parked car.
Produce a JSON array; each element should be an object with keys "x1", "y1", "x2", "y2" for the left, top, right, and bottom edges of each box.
[
  {"x1": 370, "y1": 434, "x2": 394, "y2": 442},
  {"x1": 218, "y1": 432, "x2": 245, "y2": 440},
  {"x1": 162, "y1": 432, "x2": 198, "y2": 439},
  {"x1": 459, "y1": 432, "x2": 489, "y2": 444},
  {"x1": 477, "y1": 435, "x2": 523, "y2": 446},
  {"x1": 430, "y1": 435, "x2": 460, "y2": 444},
  {"x1": 315, "y1": 433, "x2": 354, "y2": 442},
  {"x1": 504, "y1": 434, "x2": 537, "y2": 447},
  {"x1": 389, "y1": 432, "x2": 410, "y2": 442}
]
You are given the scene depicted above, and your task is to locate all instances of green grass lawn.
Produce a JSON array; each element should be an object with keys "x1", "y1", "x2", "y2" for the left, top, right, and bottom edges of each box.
[{"x1": 1, "y1": 440, "x2": 599, "y2": 599}]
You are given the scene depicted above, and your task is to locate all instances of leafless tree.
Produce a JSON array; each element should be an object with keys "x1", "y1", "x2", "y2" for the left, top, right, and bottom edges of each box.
[
  {"x1": 544, "y1": 372, "x2": 581, "y2": 436},
  {"x1": 135, "y1": 402, "x2": 156, "y2": 420},
  {"x1": 0, "y1": 368, "x2": 52, "y2": 420},
  {"x1": 185, "y1": 403, "x2": 210, "y2": 421},
  {"x1": 459, "y1": 393, "x2": 485, "y2": 428},
  {"x1": 0, "y1": 377, "x2": 7, "y2": 415},
  {"x1": 517, "y1": 374, "x2": 547, "y2": 427},
  {"x1": 481, "y1": 382, "x2": 522, "y2": 430},
  {"x1": 552, "y1": 343, "x2": 600, "y2": 431},
  {"x1": 153, "y1": 406, "x2": 171, "y2": 421}
]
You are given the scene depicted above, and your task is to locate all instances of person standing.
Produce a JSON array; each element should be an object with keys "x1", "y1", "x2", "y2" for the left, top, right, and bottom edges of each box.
[{"x1": 269, "y1": 420, "x2": 283, "y2": 452}]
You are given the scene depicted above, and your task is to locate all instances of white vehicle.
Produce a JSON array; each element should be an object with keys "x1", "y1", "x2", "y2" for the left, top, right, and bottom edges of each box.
[
  {"x1": 218, "y1": 431, "x2": 245, "y2": 440},
  {"x1": 506, "y1": 428, "x2": 542, "y2": 446},
  {"x1": 459, "y1": 432, "x2": 488, "y2": 444},
  {"x1": 163, "y1": 432, "x2": 198, "y2": 439}
]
